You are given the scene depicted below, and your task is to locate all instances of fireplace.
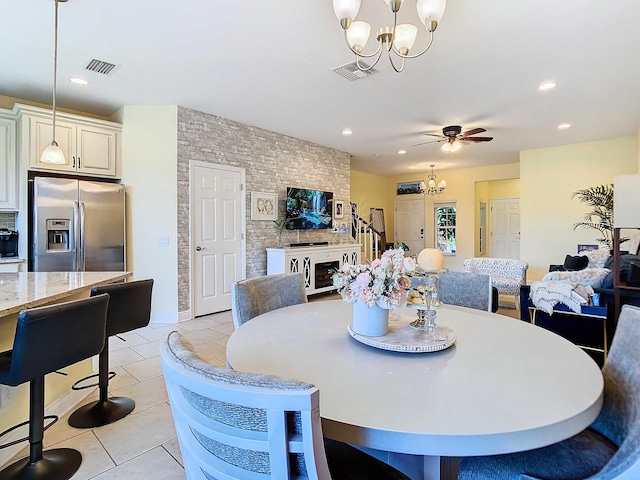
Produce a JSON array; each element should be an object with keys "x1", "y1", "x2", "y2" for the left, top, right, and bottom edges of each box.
[{"x1": 315, "y1": 260, "x2": 340, "y2": 289}]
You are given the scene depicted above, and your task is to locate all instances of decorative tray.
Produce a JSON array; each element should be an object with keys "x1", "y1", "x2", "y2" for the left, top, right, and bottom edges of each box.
[{"x1": 347, "y1": 321, "x2": 456, "y2": 353}]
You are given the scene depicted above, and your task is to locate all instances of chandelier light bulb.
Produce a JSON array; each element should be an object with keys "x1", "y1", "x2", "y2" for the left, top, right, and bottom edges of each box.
[
  {"x1": 333, "y1": 0, "x2": 361, "y2": 25},
  {"x1": 346, "y1": 21, "x2": 371, "y2": 52},
  {"x1": 417, "y1": 0, "x2": 447, "y2": 29},
  {"x1": 393, "y1": 24, "x2": 418, "y2": 55}
]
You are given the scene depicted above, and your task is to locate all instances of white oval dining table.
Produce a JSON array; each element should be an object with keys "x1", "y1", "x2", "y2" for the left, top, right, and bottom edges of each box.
[{"x1": 226, "y1": 300, "x2": 604, "y2": 480}]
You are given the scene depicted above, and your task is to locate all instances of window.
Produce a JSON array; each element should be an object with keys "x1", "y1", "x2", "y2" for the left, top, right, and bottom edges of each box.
[{"x1": 435, "y1": 202, "x2": 456, "y2": 255}]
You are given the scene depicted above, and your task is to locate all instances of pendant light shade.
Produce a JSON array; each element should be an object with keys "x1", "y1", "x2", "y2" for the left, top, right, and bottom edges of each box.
[{"x1": 41, "y1": 0, "x2": 66, "y2": 165}]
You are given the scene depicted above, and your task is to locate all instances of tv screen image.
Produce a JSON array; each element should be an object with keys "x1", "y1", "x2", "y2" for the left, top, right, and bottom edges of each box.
[{"x1": 286, "y1": 187, "x2": 333, "y2": 230}]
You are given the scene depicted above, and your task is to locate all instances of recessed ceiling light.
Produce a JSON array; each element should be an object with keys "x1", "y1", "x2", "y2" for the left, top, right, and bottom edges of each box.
[
  {"x1": 398, "y1": 149, "x2": 407, "y2": 155},
  {"x1": 342, "y1": 128, "x2": 353, "y2": 136},
  {"x1": 538, "y1": 81, "x2": 557, "y2": 92},
  {"x1": 373, "y1": 154, "x2": 381, "y2": 157},
  {"x1": 558, "y1": 123, "x2": 572, "y2": 130},
  {"x1": 69, "y1": 77, "x2": 88, "y2": 85}
]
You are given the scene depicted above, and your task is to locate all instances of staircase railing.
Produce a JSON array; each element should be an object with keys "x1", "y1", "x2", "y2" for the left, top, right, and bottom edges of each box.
[{"x1": 351, "y1": 213, "x2": 384, "y2": 264}]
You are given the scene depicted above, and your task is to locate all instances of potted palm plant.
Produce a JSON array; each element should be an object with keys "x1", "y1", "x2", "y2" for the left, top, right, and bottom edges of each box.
[{"x1": 572, "y1": 184, "x2": 627, "y2": 250}]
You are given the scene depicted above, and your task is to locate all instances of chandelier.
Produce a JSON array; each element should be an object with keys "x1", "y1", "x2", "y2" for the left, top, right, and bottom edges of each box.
[
  {"x1": 421, "y1": 165, "x2": 446, "y2": 196},
  {"x1": 332, "y1": 0, "x2": 447, "y2": 73}
]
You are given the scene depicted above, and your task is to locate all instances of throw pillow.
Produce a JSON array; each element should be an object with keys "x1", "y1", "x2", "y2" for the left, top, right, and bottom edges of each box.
[
  {"x1": 579, "y1": 248, "x2": 611, "y2": 269},
  {"x1": 563, "y1": 255, "x2": 588, "y2": 271}
]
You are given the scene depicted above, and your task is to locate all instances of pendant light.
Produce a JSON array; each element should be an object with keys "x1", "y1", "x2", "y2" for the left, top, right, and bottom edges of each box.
[{"x1": 40, "y1": 0, "x2": 67, "y2": 165}]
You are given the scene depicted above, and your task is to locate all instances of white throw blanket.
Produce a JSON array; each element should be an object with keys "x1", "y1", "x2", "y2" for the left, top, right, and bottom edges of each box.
[{"x1": 530, "y1": 281, "x2": 594, "y2": 315}]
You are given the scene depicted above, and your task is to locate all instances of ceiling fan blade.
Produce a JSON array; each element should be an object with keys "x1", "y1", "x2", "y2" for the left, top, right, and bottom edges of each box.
[
  {"x1": 423, "y1": 133, "x2": 445, "y2": 138},
  {"x1": 412, "y1": 139, "x2": 446, "y2": 147},
  {"x1": 463, "y1": 136, "x2": 493, "y2": 142},
  {"x1": 462, "y1": 127, "x2": 486, "y2": 137}
]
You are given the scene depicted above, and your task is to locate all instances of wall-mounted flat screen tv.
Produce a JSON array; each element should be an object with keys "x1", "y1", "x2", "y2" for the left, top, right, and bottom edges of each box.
[{"x1": 286, "y1": 187, "x2": 333, "y2": 230}]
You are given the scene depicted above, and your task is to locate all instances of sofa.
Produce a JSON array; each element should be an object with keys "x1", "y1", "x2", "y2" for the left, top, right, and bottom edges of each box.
[{"x1": 519, "y1": 247, "x2": 640, "y2": 365}]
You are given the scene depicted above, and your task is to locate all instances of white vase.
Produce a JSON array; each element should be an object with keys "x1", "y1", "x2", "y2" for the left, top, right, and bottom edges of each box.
[{"x1": 352, "y1": 301, "x2": 390, "y2": 336}]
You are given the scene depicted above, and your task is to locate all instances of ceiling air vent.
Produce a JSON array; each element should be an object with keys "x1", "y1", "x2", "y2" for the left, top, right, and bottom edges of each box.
[
  {"x1": 85, "y1": 58, "x2": 119, "y2": 76},
  {"x1": 332, "y1": 61, "x2": 378, "y2": 81}
]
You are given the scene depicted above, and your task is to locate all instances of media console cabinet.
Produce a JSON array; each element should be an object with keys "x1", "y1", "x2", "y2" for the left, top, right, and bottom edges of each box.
[{"x1": 267, "y1": 244, "x2": 360, "y2": 295}]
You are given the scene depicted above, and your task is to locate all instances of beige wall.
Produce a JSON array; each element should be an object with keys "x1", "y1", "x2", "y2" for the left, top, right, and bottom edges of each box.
[
  {"x1": 350, "y1": 169, "x2": 395, "y2": 241},
  {"x1": 521, "y1": 136, "x2": 638, "y2": 281},
  {"x1": 114, "y1": 106, "x2": 179, "y2": 322},
  {"x1": 387, "y1": 163, "x2": 520, "y2": 271}
]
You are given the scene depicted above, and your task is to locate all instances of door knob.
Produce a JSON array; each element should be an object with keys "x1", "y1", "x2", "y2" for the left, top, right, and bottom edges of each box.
[{"x1": 196, "y1": 246, "x2": 206, "y2": 251}]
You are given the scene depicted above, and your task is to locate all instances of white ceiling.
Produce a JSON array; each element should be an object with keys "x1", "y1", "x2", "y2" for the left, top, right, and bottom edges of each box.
[{"x1": 1, "y1": 0, "x2": 639, "y2": 176}]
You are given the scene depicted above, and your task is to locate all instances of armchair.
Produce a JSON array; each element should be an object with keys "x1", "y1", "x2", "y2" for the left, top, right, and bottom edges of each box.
[{"x1": 463, "y1": 258, "x2": 528, "y2": 310}]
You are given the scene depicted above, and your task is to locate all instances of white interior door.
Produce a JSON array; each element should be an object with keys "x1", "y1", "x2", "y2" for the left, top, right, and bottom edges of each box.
[
  {"x1": 491, "y1": 198, "x2": 521, "y2": 259},
  {"x1": 191, "y1": 162, "x2": 245, "y2": 316},
  {"x1": 394, "y1": 199, "x2": 425, "y2": 255}
]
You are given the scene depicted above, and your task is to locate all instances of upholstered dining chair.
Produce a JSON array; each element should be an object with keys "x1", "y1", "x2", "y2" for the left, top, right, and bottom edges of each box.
[
  {"x1": 161, "y1": 331, "x2": 410, "y2": 480},
  {"x1": 231, "y1": 272, "x2": 307, "y2": 329},
  {"x1": 457, "y1": 304, "x2": 640, "y2": 479},
  {"x1": 438, "y1": 272, "x2": 493, "y2": 312}
]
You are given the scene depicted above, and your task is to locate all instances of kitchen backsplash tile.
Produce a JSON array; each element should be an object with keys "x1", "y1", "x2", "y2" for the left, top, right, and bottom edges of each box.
[{"x1": 0, "y1": 212, "x2": 17, "y2": 230}]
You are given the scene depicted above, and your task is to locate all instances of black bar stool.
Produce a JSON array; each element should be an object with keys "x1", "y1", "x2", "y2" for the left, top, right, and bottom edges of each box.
[
  {"x1": 0, "y1": 294, "x2": 109, "y2": 480},
  {"x1": 68, "y1": 279, "x2": 154, "y2": 428}
]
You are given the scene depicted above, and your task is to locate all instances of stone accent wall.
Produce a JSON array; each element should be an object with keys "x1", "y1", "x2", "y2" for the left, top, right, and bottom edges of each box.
[{"x1": 177, "y1": 106, "x2": 351, "y2": 313}]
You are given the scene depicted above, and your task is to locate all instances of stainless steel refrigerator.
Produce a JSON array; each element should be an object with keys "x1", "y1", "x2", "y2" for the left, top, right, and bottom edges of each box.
[{"x1": 30, "y1": 177, "x2": 125, "y2": 272}]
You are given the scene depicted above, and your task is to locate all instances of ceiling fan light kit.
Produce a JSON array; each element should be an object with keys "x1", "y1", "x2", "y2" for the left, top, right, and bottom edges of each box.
[
  {"x1": 332, "y1": 0, "x2": 446, "y2": 73},
  {"x1": 41, "y1": 0, "x2": 68, "y2": 165}
]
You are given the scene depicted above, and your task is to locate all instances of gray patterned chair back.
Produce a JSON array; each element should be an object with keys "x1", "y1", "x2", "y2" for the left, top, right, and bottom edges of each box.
[
  {"x1": 231, "y1": 273, "x2": 308, "y2": 329},
  {"x1": 586, "y1": 304, "x2": 640, "y2": 478},
  {"x1": 160, "y1": 331, "x2": 331, "y2": 479},
  {"x1": 438, "y1": 272, "x2": 492, "y2": 312}
]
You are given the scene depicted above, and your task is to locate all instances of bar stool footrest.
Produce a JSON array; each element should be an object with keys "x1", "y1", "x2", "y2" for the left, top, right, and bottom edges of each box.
[
  {"x1": 0, "y1": 447, "x2": 82, "y2": 480},
  {"x1": 68, "y1": 397, "x2": 135, "y2": 429},
  {"x1": 0, "y1": 415, "x2": 58, "y2": 450},
  {"x1": 71, "y1": 371, "x2": 116, "y2": 391}
]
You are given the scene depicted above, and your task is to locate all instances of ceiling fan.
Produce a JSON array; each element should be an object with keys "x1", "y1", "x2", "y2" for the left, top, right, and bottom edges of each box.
[{"x1": 413, "y1": 125, "x2": 493, "y2": 152}]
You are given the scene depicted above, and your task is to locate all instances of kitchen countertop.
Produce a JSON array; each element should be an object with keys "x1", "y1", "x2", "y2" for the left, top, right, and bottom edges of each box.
[
  {"x1": 0, "y1": 271, "x2": 132, "y2": 317},
  {"x1": 0, "y1": 258, "x2": 24, "y2": 264}
]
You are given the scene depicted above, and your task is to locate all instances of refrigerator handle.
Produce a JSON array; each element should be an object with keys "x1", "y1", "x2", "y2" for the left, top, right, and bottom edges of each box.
[
  {"x1": 73, "y1": 202, "x2": 80, "y2": 272},
  {"x1": 79, "y1": 202, "x2": 86, "y2": 272}
]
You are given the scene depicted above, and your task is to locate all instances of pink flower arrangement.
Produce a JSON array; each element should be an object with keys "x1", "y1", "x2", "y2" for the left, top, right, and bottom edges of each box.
[{"x1": 332, "y1": 249, "x2": 416, "y2": 309}]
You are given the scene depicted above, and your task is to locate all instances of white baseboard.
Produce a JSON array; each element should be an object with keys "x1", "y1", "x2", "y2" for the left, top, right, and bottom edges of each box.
[
  {"x1": 178, "y1": 310, "x2": 192, "y2": 322},
  {"x1": 0, "y1": 382, "x2": 97, "y2": 468}
]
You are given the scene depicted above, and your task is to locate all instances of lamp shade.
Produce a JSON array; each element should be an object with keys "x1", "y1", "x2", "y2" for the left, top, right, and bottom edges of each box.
[
  {"x1": 40, "y1": 141, "x2": 66, "y2": 165},
  {"x1": 393, "y1": 24, "x2": 418, "y2": 53},
  {"x1": 346, "y1": 21, "x2": 371, "y2": 51},
  {"x1": 417, "y1": 248, "x2": 445, "y2": 272},
  {"x1": 333, "y1": 0, "x2": 361, "y2": 21},
  {"x1": 416, "y1": 0, "x2": 447, "y2": 24},
  {"x1": 614, "y1": 174, "x2": 640, "y2": 228},
  {"x1": 442, "y1": 139, "x2": 461, "y2": 153}
]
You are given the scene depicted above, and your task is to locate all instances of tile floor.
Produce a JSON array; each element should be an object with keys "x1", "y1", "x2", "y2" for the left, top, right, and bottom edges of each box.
[{"x1": 5, "y1": 296, "x2": 520, "y2": 479}]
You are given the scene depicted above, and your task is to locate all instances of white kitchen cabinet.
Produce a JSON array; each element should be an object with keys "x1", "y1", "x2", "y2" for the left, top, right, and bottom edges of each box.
[
  {"x1": 0, "y1": 260, "x2": 23, "y2": 272},
  {"x1": 267, "y1": 244, "x2": 360, "y2": 295},
  {"x1": 16, "y1": 104, "x2": 121, "y2": 178},
  {"x1": 0, "y1": 112, "x2": 18, "y2": 211}
]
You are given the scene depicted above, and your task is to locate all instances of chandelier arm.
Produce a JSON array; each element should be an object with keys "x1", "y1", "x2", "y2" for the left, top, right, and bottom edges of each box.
[
  {"x1": 356, "y1": 44, "x2": 385, "y2": 71},
  {"x1": 388, "y1": 50, "x2": 405, "y2": 73},
  {"x1": 394, "y1": 29, "x2": 434, "y2": 59},
  {"x1": 343, "y1": 29, "x2": 383, "y2": 59}
]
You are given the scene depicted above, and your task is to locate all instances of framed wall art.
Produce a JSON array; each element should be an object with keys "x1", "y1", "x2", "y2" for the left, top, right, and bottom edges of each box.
[
  {"x1": 397, "y1": 181, "x2": 425, "y2": 195},
  {"x1": 334, "y1": 200, "x2": 344, "y2": 219},
  {"x1": 251, "y1": 192, "x2": 278, "y2": 221}
]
